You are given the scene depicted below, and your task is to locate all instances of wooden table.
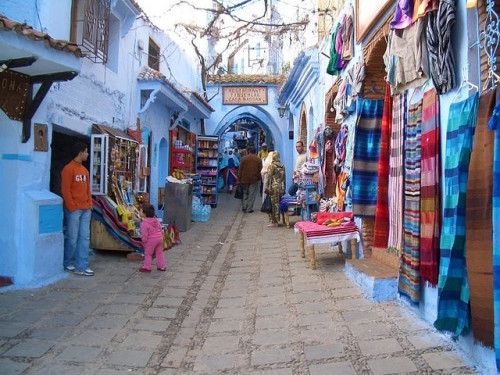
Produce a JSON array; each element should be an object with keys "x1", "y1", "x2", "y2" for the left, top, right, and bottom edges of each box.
[{"x1": 294, "y1": 220, "x2": 360, "y2": 269}]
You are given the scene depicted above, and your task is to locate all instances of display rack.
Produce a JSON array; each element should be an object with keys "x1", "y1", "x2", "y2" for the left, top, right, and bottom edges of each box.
[
  {"x1": 170, "y1": 129, "x2": 195, "y2": 176},
  {"x1": 196, "y1": 135, "x2": 220, "y2": 207},
  {"x1": 90, "y1": 134, "x2": 109, "y2": 195}
]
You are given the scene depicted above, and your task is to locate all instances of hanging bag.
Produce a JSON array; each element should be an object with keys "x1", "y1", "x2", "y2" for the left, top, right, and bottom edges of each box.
[
  {"x1": 234, "y1": 184, "x2": 243, "y2": 199},
  {"x1": 261, "y1": 195, "x2": 272, "y2": 213}
]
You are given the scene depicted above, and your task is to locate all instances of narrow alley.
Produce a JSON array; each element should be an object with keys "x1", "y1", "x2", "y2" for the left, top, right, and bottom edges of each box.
[{"x1": 0, "y1": 192, "x2": 484, "y2": 374}]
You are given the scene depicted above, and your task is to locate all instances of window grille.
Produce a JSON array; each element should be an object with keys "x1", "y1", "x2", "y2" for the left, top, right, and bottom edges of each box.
[
  {"x1": 479, "y1": 0, "x2": 500, "y2": 91},
  {"x1": 72, "y1": 0, "x2": 110, "y2": 64},
  {"x1": 148, "y1": 38, "x2": 160, "y2": 71}
]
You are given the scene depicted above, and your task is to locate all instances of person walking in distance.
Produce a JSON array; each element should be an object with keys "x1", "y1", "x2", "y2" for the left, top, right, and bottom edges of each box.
[
  {"x1": 265, "y1": 151, "x2": 286, "y2": 227},
  {"x1": 237, "y1": 145, "x2": 262, "y2": 213},
  {"x1": 288, "y1": 140, "x2": 307, "y2": 196},
  {"x1": 139, "y1": 204, "x2": 166, "y2": 272},
  {"x1": 61, "y1": 142, "x2": 94, "y2": 276}
]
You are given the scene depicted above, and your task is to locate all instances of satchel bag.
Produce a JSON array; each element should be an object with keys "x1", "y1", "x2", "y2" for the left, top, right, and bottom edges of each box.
[
  {"x1": 261, "y1": 195, "x2": 272, "y2": 213},
  {"x1": 234, "y1": 184, "x2": 243, "y2": 199}
]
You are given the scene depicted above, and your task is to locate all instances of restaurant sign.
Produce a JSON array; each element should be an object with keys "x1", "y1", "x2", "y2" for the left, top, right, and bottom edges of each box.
[
  {"x1": 0, "y1": 70, "x2": 30, "y2": 121},
  {"x1": 222, "y1": 86, "x2": 268, "y2": 105}
]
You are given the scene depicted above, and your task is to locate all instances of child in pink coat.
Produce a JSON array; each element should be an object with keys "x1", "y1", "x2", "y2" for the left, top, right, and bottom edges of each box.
[{"x1": 139, "y1": 204, "x2": 166, "y2": 272}]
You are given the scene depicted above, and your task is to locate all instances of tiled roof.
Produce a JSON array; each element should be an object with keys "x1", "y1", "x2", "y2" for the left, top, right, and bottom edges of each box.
[
  {"x1": 137, "y1": 66, "x2": 193, "y2": 104},
  {"x1": 0, "y1": 14, "x2": 84, "y2": 58},
  {"x1": 187, "y1": 90, "x2": 215, "y2": 112},
  {"x1": 207, "y1": 74, "x2": 286, "y2": 85}
]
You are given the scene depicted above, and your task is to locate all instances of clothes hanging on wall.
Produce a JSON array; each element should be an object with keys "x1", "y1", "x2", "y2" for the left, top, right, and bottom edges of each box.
[
  {"x1": 398, "y1": 98, "x2": 423, "y2": 303},
  {"x1": 391, "y1": 0, "x2": 415, "y2": 30},
  {"x1": 426, "y1": 1, "x2": 457, "y2": 95},
  {"x1": 327, "y1": 24, "x2": 341, "y2": 76},
  {"x1": 388, "y1": 94, "x2": 406, "y2": 255},
  {"x1": 419, "y1": 88, "x2": 441, "y2": 287},
  {"x1": 413, "y1": 0, "x2": 439, "y2": 21},
  {"x1": 434, "y1": 92, "x2": 479, "y2": 339},
  {"x1": 341, "y1": 10, "x2": 354, "y2": 61},
  {"x1": 352, "y1": 99, "x2": 384, "y2": 217},
  {"x1": 372, "y1": 84, "x2": 394, "y2": 249},
  {"x1": 384, "y1": 18, "x2": 429, "y2": 94}
]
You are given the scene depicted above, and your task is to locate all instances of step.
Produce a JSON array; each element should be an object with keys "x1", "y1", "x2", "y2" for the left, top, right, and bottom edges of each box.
[{"x1": 345, "y1": 258, "x2": 398, "y2": 302}]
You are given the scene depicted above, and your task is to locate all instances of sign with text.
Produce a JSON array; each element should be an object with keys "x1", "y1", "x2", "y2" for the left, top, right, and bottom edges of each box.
[
  {"x1": 0, "y1": 70, "x2": 30, "y2": 121},
  {"x1": 222, "y1": 86, "x2": 268, "y2": 105}
]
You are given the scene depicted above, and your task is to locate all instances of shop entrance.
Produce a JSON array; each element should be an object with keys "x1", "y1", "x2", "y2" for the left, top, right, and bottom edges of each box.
[{"x1": 50, "y1": 126, "x2": 90, "y2": 198}]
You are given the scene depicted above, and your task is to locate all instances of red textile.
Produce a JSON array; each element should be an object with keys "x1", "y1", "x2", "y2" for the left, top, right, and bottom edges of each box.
[
  {"x1": 419, "y1": 88, "x2": 440, "y2": 286},
  {"x1": 372, "y1": 83, "x2": 393, "y2": 248},
  {"x1": 295, "y1": 220, "x2": 358, "y2": 237},
  {"x1": 315, "y1": 211, "x2": 353, "y2": 225}
]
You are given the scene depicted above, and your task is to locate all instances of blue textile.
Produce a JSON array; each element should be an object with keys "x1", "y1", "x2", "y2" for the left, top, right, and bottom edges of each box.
[
  {"x1": 434, "y1": 92, "x2": 479, "y2": 338},
  {"x1": 351, "y1": 98, "x2": 384, "y2": 217}
]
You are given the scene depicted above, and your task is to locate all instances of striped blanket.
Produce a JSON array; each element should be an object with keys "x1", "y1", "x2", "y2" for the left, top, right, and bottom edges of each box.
[
  {"x1": 398, "y1": 99, "x2": 422, "y2": 303},
  {"x1": 352, "y1": 98, "x2": 384, "y2": 217},
  {"x1": 279, "y1": 195, "x2": 299, "y2": 215},
  {"x1": 373, "y1": 83, "x2": 393, "y2": 249},
  {"x1": 434, "y1": 92, "x2": 479, "y2": 338},
  {"x1": 420, "y1": 88, "x2": 441, "y2": 287},
  {"x1": 294, "y1": 220, "x2": 360, "y2": 245},
  {"x1": 388, "y1": 94, "x2": 405, "y2": 255},
  {"x1": 92, "y1": 195, "x2": 143, "y2": 253}
]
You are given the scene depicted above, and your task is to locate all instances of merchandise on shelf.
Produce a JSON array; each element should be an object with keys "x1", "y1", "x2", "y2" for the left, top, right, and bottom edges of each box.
[{"x1": 196, "y1": 135, "x2": 220, "y2": 207}]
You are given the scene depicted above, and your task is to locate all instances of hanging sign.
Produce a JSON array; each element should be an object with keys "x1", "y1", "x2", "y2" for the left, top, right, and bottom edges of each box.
[
  {"x1": 222, "y1": 86, "x2": 268, "y2": 105},
  {"x1": 0, "y1": 70, "x2": 30, "y2": 121}
]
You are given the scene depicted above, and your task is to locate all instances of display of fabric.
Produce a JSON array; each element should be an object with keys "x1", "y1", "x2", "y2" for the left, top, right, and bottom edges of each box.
[
  {"x1": 489, "y1": 89, "x2": 500, "y2": 372},
  {"x1": 426, "y1": 2, "x2": 457, "y2": 95},
  {"x1": 327, "y1": 24, "x2": 341, "y2": 76},
  {"x1": 434, "y1": 92, "x2": 479, "y2": 339},
  {"x1": 467, "y1": 89, "x2": 496, "y2": 349},
  {"x1": 384, "y1": 18, "x2": 429, "y2": 93},
  {"x1": 388, "y1": 94, "x2": 406, "y2": 254},
  {"x1": 352, "y1": 98, "x2": 384, "y2": 217},
  {"x1": 413, "y1": 0, "x2": 439, "y2": 21},
  {"x1": 391, "y1": 0, "x2": 415, "y2": 30},
  {"x1": 398, "y1": 98, "x2": 422, "y2": 303},
  {"x1": 341, "y1": 10, "x2": 354, "y2": 61},
  {"x1": 420, "y1": 88, "x2": 441, "y2": 287},
  {"x1": 373, "y1": 84, "x2": 393, "y2": 249},
  {"x1": 92, "y1": 195, "x2": 144, "y2": 253}
]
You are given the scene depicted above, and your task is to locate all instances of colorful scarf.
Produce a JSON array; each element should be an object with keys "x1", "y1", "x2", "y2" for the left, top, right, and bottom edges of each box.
[
  {"x1": 373, "y1": 84, "x2": 393, "y2": 249},
  {"x1": 434, "y1": 92, "x2": 479, "y2": 338},
  {"x1": 420, "y1": 88, "x2": 441, "y2": 287},
  {"x1": 352, "y1": 98, "x2": 384, "y2": 217},
  {"x1": 398, "y1": 98, "x2": 422, "y2": 303},
  {"x1": 388, "y1": 94, "x2": 406, "y2": 255}
]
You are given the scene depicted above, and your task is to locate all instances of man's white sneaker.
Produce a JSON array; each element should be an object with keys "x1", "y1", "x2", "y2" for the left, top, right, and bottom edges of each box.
[
  {"x1": 74, "y1": 268, "x2": 94, "y2": 276},
  {"x1": 64, "y1": 265, "x2": 75, "y2": 272}
]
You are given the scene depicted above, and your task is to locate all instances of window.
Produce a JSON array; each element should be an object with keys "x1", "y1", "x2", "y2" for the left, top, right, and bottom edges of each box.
[
  {"x1": 148, "y1": 38, "x2": 160, "y2": 71},
  {"x1": 71, "y1": 0, "x2": 110, "y2": 63},
  {"x1": 241, "y1": 57, "x2": 245, "y2": 73},
  {"x1": 256, "y1": 43, "x2": 261, "y2": 58}
]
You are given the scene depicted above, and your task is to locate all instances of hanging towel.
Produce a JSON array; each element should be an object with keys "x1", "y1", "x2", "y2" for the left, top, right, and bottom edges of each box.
[
  {"x1": 398, "y1": 98, "x2": 423, "y2": 303},
  {"x1": 373, "y1": 84, "x2": 393, "y2": 249},
  {"x1": 434, "y1": 92, "x2": 479, "y2": 339},
  {"x1": 388, "y1": 94, "x2": 406, "y2": 255},
  {"x1": 420, "y1": 88, "x2": 441, "y2": 287},
  {"x1": 351, "y1": 98, "x2": 384, "y2": 217},
  {"x1": 326, "y1": 24, "x2": 341, "y2": 76}
]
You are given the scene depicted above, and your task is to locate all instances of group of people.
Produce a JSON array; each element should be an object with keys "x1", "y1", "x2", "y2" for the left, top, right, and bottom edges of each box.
[
  {"x1": 236, "y1": 141, "x2": 307, "y2": 228},
  {"x1": 60, "y1": 139, "x2": 308, "y2": 276}
]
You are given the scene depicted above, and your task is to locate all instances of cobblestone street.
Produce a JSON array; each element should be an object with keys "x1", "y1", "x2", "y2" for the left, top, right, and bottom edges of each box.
[{"x1": 0, "y1": 192, "x2": 486, "y2": 374}]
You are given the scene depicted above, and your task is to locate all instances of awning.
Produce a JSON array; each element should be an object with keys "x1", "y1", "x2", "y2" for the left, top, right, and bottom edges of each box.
[{"x1": 0, "y1": 15, "x2": 83, "y2": 142}]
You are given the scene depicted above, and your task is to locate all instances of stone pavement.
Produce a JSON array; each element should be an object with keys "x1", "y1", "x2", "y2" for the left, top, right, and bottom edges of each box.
[{"x1": 0, "y1": 192, "x2": 485, "y2": 374}]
